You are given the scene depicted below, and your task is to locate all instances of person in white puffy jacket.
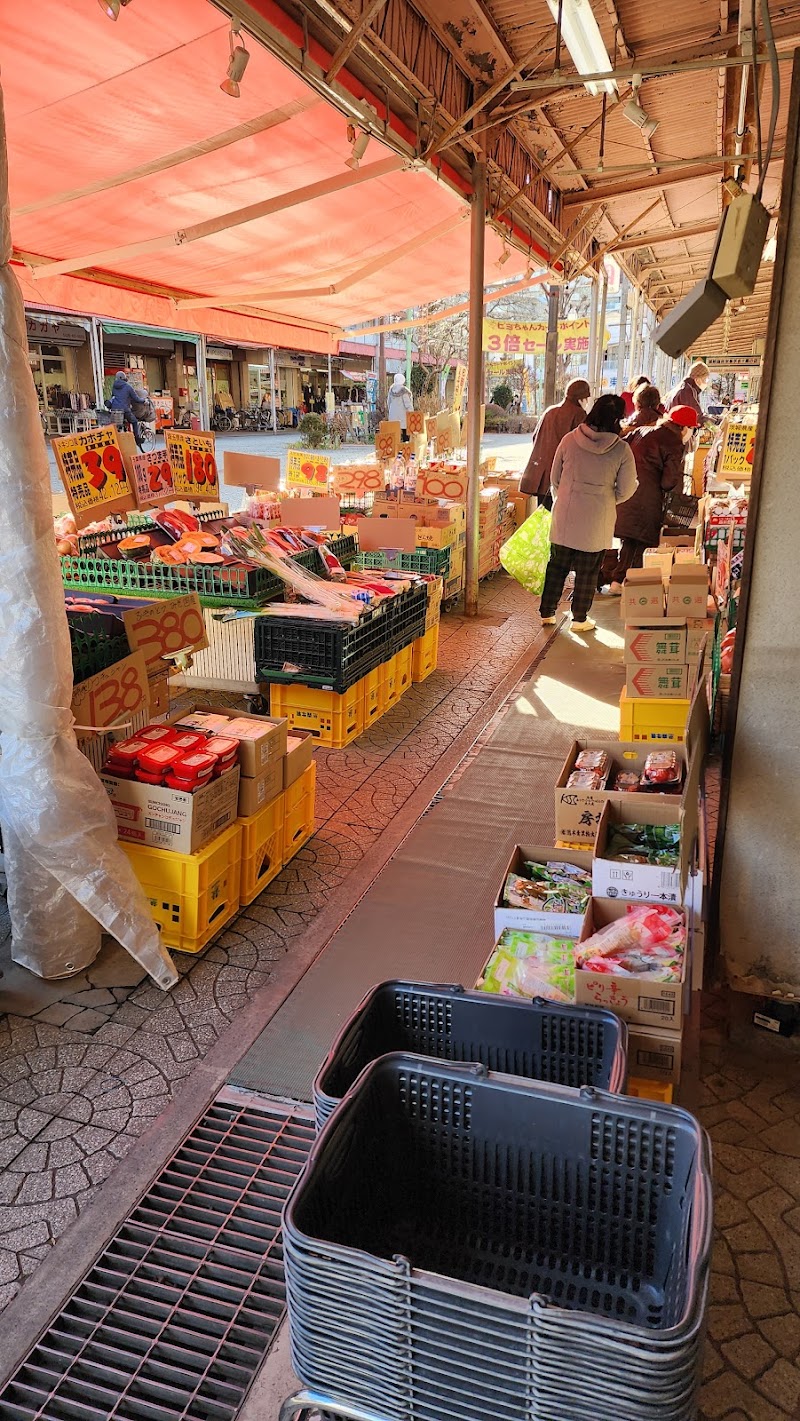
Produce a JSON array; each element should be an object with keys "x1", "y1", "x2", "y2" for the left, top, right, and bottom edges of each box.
[
  {"x1": 538, "y1": 394, "x2": 638, "y2": 632},
  {"x1": 388, "y1": 372, "x2": 414, "y2": 440}
]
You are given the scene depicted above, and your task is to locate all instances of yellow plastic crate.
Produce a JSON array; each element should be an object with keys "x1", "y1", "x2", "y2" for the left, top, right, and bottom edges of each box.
[
  {"x1": 283, "y1": 764, "x2": 316, "y2": 861},
  {"x1": 122, "y1": 823, "x2": 242, "y2": 955},
  {"x1": 627, "y1": 1076, "x2": 675, "y2": 1104},
  {"x1": 394, "y1": 643, "x2": 413, "y2": 697},
  {"x1": 238, "y1": 792, "x2": 285, "y2": 906},
  {"x1": 285, "y1": 761, "x2": 316, "y2": 814},
  {"x1": 411, "y1": 623, "x2": 440, "y2": 683},
  {"x1": 362, "y1": 664, "x2": 385, "y2": 729},
  {"x1": 619, "y1": 689, "x2": 690, "y2": 743},
  {"x1": 269, "y1": 680, "x2": 363, "y2": 749},
  {"x1": 382, "y1": 652, "x2": 401, "y2": 712}
]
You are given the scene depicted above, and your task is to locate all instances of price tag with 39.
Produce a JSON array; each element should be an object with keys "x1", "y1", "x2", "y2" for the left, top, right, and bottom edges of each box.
[
  {"x1": 165, "y1": 429, "x2": 219, "y2": 502},
  {"x1": 52, "y1": 425, "x2": 137, "y2": 529}
]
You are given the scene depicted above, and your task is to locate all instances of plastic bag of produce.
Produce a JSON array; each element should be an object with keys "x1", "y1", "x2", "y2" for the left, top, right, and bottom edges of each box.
[{"x1": 499, "y1": 505, "x2": 552, "y2": 596}]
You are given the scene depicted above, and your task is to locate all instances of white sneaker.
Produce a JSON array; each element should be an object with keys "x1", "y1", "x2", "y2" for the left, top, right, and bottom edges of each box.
[
  {"x1": 540, "y1": 615, "x2": 556, "y2": 625},
  {"x1": 571, "y1": 618, "x2": 596, "y2": 632}
]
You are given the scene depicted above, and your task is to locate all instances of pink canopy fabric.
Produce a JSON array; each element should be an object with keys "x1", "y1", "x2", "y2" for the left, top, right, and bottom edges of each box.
[{"x1": 6, "y1": 0, "x2": 532, "y2": 345}]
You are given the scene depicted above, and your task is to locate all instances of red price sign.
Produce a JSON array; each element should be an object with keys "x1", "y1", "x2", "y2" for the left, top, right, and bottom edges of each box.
[
  {"x1": 286, "y1": 449, "x2": 331, "y2": 489},
  {"x1": 123, "y1": 594, "x2": 207, "y2": 670},
  {"x1": 52, "y1": 425, "x2": 137, "y2": 529},
  {"x1": 417, "y1": 467, "x2": 468, "y2": 500},
  {"x1": 331, "y1": 463, "x2": 385, "y2": 496},
  {"x1": 165, "y1": 430, "x2": 219, "y2": 502},
  {"x1": 131, "y1": 451, "x2": 176, "y2": 509},
  {"x1": 71, "y1": 651, "x2": 149, "y2": 736}
]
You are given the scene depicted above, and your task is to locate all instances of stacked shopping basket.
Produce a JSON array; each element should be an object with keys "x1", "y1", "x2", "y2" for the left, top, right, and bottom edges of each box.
[{"x1": 282, "y1": 982, "x2": 713, "y2": 1421}]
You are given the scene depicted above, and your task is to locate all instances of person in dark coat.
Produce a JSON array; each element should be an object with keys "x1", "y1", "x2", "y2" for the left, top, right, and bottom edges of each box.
[
  {"x1": 108, "y1": 371, "x2": 145, "y2": 449},
  {"x1": 520, "y1": 379, "x2": 590, "y2": 509},
  {"x1": 666, "y1": 362, "x2": 709, "y2": 420},
  {"x1": 623, "y1": 382, "x2": 661, "y2": 432},
  {"x1": 599, "y1": 404, "x2": 699, "y2": 592}
]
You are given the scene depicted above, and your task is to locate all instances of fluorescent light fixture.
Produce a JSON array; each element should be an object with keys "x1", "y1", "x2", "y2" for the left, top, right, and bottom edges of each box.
[
  {"x1": 98, "y1": 0, "x2": 132, "y2": 17},
  {"x1": 545, "y1": 0, "x2": 617, "y2": 96},
  {"x1": 221, "y1": 27, "x2": 250, "y2": 98},
  {"x1": 623, "y1": 96, "x2": 658, "y2": 139}
]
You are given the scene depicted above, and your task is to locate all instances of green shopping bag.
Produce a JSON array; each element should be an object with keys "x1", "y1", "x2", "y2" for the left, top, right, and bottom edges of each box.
[{"x1": 499, "y1": 505, "x2": 552, "y2": 596}]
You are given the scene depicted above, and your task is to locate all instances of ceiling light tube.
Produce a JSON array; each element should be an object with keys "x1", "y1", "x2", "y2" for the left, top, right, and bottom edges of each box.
[{"x1": 546, "y1": 0, "x2": 617, "y2": 96}]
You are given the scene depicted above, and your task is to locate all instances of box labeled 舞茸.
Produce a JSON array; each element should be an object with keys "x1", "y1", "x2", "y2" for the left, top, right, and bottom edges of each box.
[
  {"x1": 623, "y1": 622, "x2": 687, "y2": 665},
  {"x1": 625, "y1": 664, "x2": 690, "y2": 700}
]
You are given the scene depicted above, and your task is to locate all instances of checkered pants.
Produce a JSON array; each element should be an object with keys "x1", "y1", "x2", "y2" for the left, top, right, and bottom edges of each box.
[{"x1": 540, "y1": 543, "x2": 604, "y2": 621}]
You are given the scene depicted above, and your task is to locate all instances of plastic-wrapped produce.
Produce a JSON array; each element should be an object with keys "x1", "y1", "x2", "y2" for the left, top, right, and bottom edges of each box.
[
  {"x1": 503, "y1": 861, "x2": 592, "y2": 915},
  {"x1": 641, "y1": 749, "x2": 683, "y2": 790},
  {"x1": 605, "y1": 822, "x2": 681, "y2": 866},
  {"x1": 479, "y1": 930, "x2": 576, "y2": 1003},
  {"x1": 575, "y1": 906, "x2": 686, "y2": 983}
]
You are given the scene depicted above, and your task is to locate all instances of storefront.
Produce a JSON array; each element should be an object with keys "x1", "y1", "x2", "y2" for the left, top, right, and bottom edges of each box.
[
  {"x1": 101, "y1": 323, "x2": 205, "y2": 427},
  {"x1": 25, "y1": 311, "x2": 95, "y2": 430}
]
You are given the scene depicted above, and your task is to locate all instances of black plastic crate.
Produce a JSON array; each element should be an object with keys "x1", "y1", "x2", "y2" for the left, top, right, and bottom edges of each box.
[
  {"x1": 388, "y1": 582, "x2": 428, "y2": 652},
  {"x1": 286, "y1": 1056, "x2": 712, "y2": 1335},
  {"x1": 313, "y1": 982, "x2": 628, "y2": 1128},
  {"x1": 67, "y1": 614, "x2": 131, "y2": 685},
  {"x1": 254, "y1": 607, "x2": 391, "y2": 692}
]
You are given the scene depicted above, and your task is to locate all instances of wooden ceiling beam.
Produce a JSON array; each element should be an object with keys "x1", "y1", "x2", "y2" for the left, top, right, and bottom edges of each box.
[{"x1": 563, "y1": 160, "x2": 729, "y2": 206}]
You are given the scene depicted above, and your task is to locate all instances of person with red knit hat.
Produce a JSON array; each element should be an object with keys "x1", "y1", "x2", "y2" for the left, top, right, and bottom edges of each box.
[{"x1": 599, "y1": 404, "x2": 698, "y2": 593}]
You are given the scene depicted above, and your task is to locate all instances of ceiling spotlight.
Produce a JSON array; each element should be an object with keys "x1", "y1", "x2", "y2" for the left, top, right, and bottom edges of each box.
[
  {"x1": 345, "y1": 126, "x2": 371, "y2": 170},
  {"x1": 221, "y1": 26, "x2": 250, "y2": 98},
  {"x1": 497, "y1": 238, "x2": 511, "y2": 267},
  {"x1": 623, "y1": 93, "x2": 658, "y2": 140},
  {"x1": 98, "y1": 0, "x2": 132, "y2": 17},
  {"x1": 722, "y1": 176, "x2": 743, "y2": 200}
]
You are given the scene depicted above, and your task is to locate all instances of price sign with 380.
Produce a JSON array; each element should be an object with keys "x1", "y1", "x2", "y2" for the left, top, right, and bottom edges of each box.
[
  {"x1": 165, "y1": 430, "x2": 219, "y2": 502},
  {"x1": 52, "y1": 426, "x2": 137, "y2": 529}
]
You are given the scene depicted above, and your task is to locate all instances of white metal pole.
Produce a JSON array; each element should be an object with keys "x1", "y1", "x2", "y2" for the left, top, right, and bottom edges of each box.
[
  {"x1": 196, "y1": 335, "x2": 210, "y2": 429},
  {"x1": 268, "y1": 346, "x2": 278, "y2": 430},
  {"x1": 89, "y1": 318, "x2": 104, "y2": 406},
  {"x1": 465, "y1": 157, "x2": 486, "y2": 618},
  {"x1": 588, "y1": 276, "x2": 599, "y2": 389},
  {"x1": 595, "y1": 269, "x2": 608, "y2": 392}
]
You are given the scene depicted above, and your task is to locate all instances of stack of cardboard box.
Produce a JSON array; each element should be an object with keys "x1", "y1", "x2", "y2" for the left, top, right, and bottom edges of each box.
[{"x1": 620, "y1": 560, "x2": 712, "y2": 738}]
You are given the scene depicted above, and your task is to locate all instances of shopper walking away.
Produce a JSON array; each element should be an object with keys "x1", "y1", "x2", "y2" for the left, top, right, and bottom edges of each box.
[
  {"x1": 520, "y1": 378, "x2": 590, "y2": 509},
  {"x1": 666, "y1": 362, "x2": 709, "y2": 420},
  {"x1": 539, "y1": 394, "x2": 637, "y2": 632},
  {"x1": 388, "y1": 372, "x2": 414, "y2": 442},
  {"x1": 624, "y1": 382, "x2": 661, "y2": 432},
  {"x1": 108, "y1": 371, "x2": 145, "y2": 450},
  {"x1": 600, "y1": 404, "x2": 697, "y2": 593}
]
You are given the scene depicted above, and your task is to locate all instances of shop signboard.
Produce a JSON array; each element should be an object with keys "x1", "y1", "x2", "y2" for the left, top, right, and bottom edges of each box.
[
  {"x1": 331, "y1": 462, "x2": 384, "y2": 496},
  {"x1": 165, "y1": 429, "x2": 220, "y2": 501},
  {"x1": 286, "y1": 449, "x2": 331, "y2": 490},
  {"x1": 152, "y1": 395, "x2": 174, "y2": 430},
  {"x1": 452, "y1": 363, "x2": 468, "y2": 414},
  {"x1": 131, "y1": 450, "x2": 176, "y2": 509},
  {"x1": 375, "y1": 421, "x2": 401, "y2": 462},
  {"x1": 719, "y1": 422, "x2": 757, "y2": 478},
  {"x1": 482, "y1": 317, "x2": 610, "y2": 355},
  {"x1": 365, "y1": 372, "x2": 378, "y2": 410},
  {"x1": 52, "y1": 425, "x2": 137, "y2": 529}
]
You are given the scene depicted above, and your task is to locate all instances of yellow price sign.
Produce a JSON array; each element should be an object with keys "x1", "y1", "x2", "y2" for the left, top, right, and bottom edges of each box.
[
  {"x1": 165, "y1": 429, "x2": 219, "y2": 501},
  {"x1": 52, "y1": 425, "x2": 137, "y2": 530},
  {"x1": 719, "y1": 422, "x2": 756, "y2": 476},
  {"x1": 286, "y1": 449, "x2": 331, "y2": 489},
  {"x1": 452, "y1": 363, "x2": 468, "y2": 414}
]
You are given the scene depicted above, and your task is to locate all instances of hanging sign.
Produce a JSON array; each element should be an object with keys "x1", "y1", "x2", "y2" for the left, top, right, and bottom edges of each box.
[
  {"x1": 375, "y1": 421, "x2": 402, "y2": 462},
  {"x1": 330, "y1": 462, "x2": 385, "y2": 496},
  {"x1": 224, "y1": 451, "x2": 281, "y2": 490},
  {"x1": 406, "y1": 409, "x2": 425, "y2": 436},
  {"x1": 452, "y1": 363, "x2": 468, "y2": 414},
  {"x1": 286, "y1": 449, "x2": 331, "y2": 489},
  {"x1": 123, "y1": 594, "x2": 208, "y2": 670},
  {"x1": 131, "y1": 450, "x2": 176, "y2": 509},
  {"x1": 719, "y1": 422, "x2": 757, "y2": 477},
  {"x1": 52, "y1": 425, "x2": 137, "y2": 530},
  {"x1": 165, "y1": 429, "x2": 219, "y2": 502},
  {"x1": 482, "y1": 318, "x2": 610, "y2": 355}
]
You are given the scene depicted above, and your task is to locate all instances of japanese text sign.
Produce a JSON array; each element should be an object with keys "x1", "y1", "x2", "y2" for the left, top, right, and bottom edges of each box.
[
  {"x1": 165, "y1": 429, "x2": 219, "y2": 502},
  {"x1": 52, "y1": 425, "x2": 137, "y2": 530},
  {"x1": 122, "y1": 595, "x2": 207, "y2": 671},
  {"x1": 286, "y1": 449, "x2": 331, "y2": 489},
  {"x1": 131, "y1": 450, "x2": 176, "y2": 509},
  {"x1": 482, "y1": 317, "x2": 609, "y2": 355},
  {"x1": 452, "y1": 363, "x2": 468, "y2": 414},
  {"x1": 719, "y1": 422, "x2": 756, "y2": 477}
]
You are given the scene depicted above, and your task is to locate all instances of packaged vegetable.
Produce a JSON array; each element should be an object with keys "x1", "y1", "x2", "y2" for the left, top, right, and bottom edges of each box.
[
  {"x1": 641, "y1": 750, "x2": 682, "y2": 790},
  {"x1": 575, "y1": 749, "x2": 610, "y2": 777},
  {"x1": 503, "y1": 861, "x2": 592, "y2": 914},
  {"x1": 605, "y1": 822, "x2": 680, "y2": 866},
  {"x1": 576, "y1": 905, "x2": 686, "y2": 982},
  {"x1": 613, "y1": 771, "x2": 641, "y2": 793},
  {"x1": 479, "y1": 929, "x2": 576, "y2": 1003},
  {"x1": 567, "y1": 768, "x2": 605, "y2": 790}
]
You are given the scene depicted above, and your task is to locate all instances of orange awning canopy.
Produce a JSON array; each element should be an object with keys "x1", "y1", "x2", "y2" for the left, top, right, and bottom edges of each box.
[{"x1": 6, "y1": 0, "x2": 533, "y2": 352}]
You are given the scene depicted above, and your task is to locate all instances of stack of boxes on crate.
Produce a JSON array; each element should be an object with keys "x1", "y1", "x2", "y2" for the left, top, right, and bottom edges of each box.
[
  {"x1": 100, "y1": 708, "x2": 316, "y2": 954},
  {"x1": 619, "y1": 548, "x2": 712, "y2": 741}
]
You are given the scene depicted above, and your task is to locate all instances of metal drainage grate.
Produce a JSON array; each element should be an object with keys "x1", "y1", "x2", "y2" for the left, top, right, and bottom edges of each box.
[{"x1": 0, "y1": 1089, "x2": 314, "y2": 1421}]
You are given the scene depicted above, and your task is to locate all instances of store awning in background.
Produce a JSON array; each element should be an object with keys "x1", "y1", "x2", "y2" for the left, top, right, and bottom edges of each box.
[{"x1": 5, "y1": 0, "x2": 532, "y2": 351}]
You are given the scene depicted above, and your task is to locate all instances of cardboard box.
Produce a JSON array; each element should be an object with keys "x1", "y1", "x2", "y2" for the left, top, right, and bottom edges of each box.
[
  {"x1": 284, "y1": 730, "x2": 315, "y2": 790},
  {"x1": 147, "y1": 669, "x2": 171, "y2": 719},
  {"x1": 625, "y1": 664, "x2": 689, "y2": 700},
  {"x1": 621, "y1": 569, "x2": 664, "y2": 624},
  {"x1": 627, "y1": 1024, "x2": 683, "y2": 1084},
  {"x1": 101, "y1": 766, "x2": 240, "y2": 854},
  {"x1": 494, "y1": 845, "x2": 592, "y2": 938},
  {"x1": 643, "y1": 548, "x2": 674, "y2": 584},
  {"x1": 623, "y1": 622, "x2": 687, "y2": 665},
  {"x1": 238, "y1": 760, "x2": 283, "y2": 817},
  {"x1": 592, "y1": 799, "x2": 690, "y2": 907},
  {"x1": 177, "y1": 703, "x2": 287, "y2": 777},
  {"x1": 554, "y1": 741, "x2": 687, "y2": 847},
  {"x1": 666, "y1": 564, "x2": 709, "y2": 619},
  {"x1": 686, "y1": 619, "x2": 714, "y2": 660},
  {"x1": 416, "y1": 524, "x2": 458, "y2": 550},
  {"x1": 575, "y1": 898, "x2": 687, "y2": 1027}
]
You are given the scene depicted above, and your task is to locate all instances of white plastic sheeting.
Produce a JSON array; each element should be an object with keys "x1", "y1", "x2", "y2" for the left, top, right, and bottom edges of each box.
[{"x1": 0, "y1": 93, "x2": 177, "y2": 991}]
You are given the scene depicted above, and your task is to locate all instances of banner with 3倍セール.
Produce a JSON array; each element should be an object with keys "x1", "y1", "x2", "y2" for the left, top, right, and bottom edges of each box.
[{"x1": 483, "y1": 317, "x2": 611, "y2": 355}]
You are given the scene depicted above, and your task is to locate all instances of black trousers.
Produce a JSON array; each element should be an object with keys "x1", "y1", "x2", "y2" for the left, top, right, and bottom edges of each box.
[
  {"x1": 540, "y1": 543, "x2": 604, "y2": 621},
  {"x1": 599, "y1": 538, "x2": 647, "y2": 588}
]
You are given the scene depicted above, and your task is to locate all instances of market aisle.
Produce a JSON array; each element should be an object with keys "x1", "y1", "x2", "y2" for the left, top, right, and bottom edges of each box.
[{"x1": 0, "y1": 573, "x2": 547, "y2": 1324}]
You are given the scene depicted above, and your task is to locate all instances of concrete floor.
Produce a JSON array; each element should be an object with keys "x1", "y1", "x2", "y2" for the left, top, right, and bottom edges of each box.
[{"x1": 2, "y1": 575, "x2": 799, "y2": 1421}]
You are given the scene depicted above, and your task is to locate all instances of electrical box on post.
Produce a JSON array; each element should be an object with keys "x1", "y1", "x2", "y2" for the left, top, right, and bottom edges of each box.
[{"x1": 712, "y1": 194, "x2": 771, "y2": 298}]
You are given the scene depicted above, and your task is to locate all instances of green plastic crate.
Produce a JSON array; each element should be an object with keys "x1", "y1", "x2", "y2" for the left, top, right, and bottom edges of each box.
[{"x1": 354, "y1": 547, "x2": 451, "y2": 575}]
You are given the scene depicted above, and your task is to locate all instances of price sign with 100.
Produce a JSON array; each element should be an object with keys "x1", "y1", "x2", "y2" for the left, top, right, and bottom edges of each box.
[
  {"x1": 52, "y1": 425, "x2": 137, "y2": 528},
  {"x1": 165, "y1": 430, "x2": 219, "y2": 501}
]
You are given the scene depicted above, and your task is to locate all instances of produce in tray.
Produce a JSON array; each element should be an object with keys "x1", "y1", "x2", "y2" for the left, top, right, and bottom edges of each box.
[
  {"x1": 613, "y1": 770, "x2": 641, "y2": 793},
  {"x1": 478, "y1": 928, "x2": 576, "y2": 1003},
  {"x1": 576, "y1": 905, "x2": 686, "y2": 982},
  {"x1": 605, "y1": 821, "x2": 681, "y2": 866},
  {"x1": 640, "y1": 749, "x2": 683, "y2": 791},
  {"x1": 575, "y1": 749, "x2": 611, "y2": 776},
  {"x1": 503, "y1": 861, "x2": 591, "y2": 915}
]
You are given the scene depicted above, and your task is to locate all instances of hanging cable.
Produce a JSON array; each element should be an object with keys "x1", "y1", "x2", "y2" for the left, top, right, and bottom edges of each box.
[
  {"x1": 757, "y1": 0, "x2": 780, "y2": 200},
  {"x1": 752, "y1": 4, "x2": 763, "y2": 190}
]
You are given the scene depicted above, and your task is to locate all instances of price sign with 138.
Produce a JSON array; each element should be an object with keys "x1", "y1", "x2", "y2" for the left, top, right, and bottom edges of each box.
[
  {"x1": 52, "y1": 426, "x2": 137, "y2": 529},
  {"x1": 165, "y1": 430, "x2": 219, "y2": 502}
]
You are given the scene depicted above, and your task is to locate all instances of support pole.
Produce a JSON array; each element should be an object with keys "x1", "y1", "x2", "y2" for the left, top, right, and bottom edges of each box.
[
  {"x1": 465, "y1": 158, "x2": 486, "y2": 619},
  {"x1": 405, "y1": 308, "x2": 412, "y2": 386},
  {"x1": 268, "y1": 346, "x2": 278, "y2": 431},
  {"x1": 594, "y1": 268, "x2": 608, "y2": 393},
  {"x1": 378, "y1": 324, "x2": 387, "y2": 414},
  {"x1": 615, "y1": 275, "x2": 629, "y2": 394},
  {"x1": 196, "y1": 335, "x2": 210, "y2": 431},
  {"x1": 543, "y1": 285, "x2": 560, "y2": 409},
  {"x1": 89, "y1": 318, "x2": 104, "y2": 407},
  {"x1": 587, "y1": 277, "x2": 599, "y2": 388}
]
